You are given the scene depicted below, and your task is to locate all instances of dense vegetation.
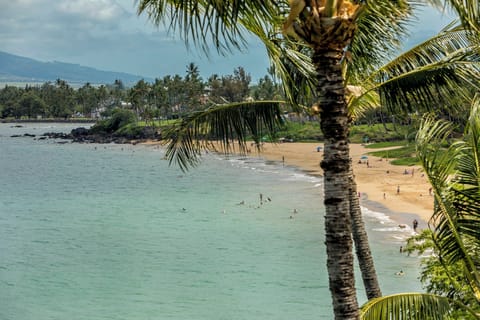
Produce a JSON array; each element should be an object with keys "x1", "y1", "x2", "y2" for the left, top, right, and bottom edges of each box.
[{"x1": 0, "y1": 65, "x2": 282, "y2": 121}]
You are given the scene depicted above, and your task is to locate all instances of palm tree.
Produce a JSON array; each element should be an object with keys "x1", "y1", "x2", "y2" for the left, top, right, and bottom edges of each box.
[
  {"x1": 416, "y1": 96, "x2": 480, "y2": 303},
  {"x1": 135, "y1": 2, "x2": 394, "y2": 317},
  {"x1": 360, "y1": 96, "x2": 480, "y2": 319},
  {"x1": 137, "y1": 1, "x2": 479, "y2": 318}
]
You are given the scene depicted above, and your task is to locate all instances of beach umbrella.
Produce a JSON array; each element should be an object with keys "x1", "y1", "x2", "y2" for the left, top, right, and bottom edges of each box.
[{"x1": 361, "y1": 155, "x2": 368, "y2": 160}]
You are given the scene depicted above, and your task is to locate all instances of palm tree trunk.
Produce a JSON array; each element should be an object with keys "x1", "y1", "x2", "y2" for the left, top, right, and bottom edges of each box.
[
  {"x1": 315, "y1": 47, "x2": 359, "y2": 319},
  {"x1": 349, "y1": 165, "x2": 382, "y2": 299}
]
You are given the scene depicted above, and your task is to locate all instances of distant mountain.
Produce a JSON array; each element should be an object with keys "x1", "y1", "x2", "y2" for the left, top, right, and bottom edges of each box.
[{"x1": 0, "y1": 51, "x2": 152, "y2": 86}]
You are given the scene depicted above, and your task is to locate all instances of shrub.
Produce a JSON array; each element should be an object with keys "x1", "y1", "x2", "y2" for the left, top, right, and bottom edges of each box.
[{"x1": 91, "y1": 109, "x2": 137, "y2": 133}]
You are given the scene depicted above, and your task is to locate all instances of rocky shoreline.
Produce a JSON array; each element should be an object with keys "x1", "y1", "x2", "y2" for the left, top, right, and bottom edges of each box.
[{"x1": 10, "y1": 125, "x2": 162, "y2": 144}]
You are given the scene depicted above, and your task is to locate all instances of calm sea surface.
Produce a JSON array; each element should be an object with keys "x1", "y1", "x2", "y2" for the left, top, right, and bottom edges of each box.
[{"x1": 0, "y1": 123, "x2": 423, "y2": 320}]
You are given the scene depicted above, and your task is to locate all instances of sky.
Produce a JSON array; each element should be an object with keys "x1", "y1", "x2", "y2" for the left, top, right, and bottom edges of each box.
[{"x1": 0, "y1": 0, "x2": 456, "y2": 82}]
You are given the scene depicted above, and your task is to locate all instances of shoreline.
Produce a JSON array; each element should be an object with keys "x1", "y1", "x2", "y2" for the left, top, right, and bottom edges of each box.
[{"x1": 251, "y1": 142, "x2": 433, "y2": 227}]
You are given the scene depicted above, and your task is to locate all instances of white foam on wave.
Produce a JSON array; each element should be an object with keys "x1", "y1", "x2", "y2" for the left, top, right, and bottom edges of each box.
[
  {"x1": 283, "y1": 172, "x2": 322, "y2": 184},
  {"x1": 361, "y1": 206, "x2": 418, "y2": 242},
  {"x1": 224, "y1": 155, "x2": 322, "y2": 186},
  {"x1": 361, "y1": 206, "x2": 393, "y2": 224},
  {"x1": 372, "y1": 226, "x2": 414, "y2": 234}
]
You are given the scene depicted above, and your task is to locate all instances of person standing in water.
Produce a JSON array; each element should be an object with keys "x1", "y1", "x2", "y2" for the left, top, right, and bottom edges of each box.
[{"x1": 413, "y1": 219, "x2": 418, "y2": 232}]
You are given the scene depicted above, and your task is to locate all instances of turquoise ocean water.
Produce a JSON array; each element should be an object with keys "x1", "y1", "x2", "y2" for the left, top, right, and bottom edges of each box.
[{"x1": 0, "y1": 123, "x2": 423, "y2": 320}]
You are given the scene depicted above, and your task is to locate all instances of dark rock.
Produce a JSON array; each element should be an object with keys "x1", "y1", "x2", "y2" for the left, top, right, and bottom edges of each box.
[
  {"x1": 42, "y1": 132, "x2": 72, "y2": 139},
  {"x1": 71, "y1": 127, "x2": 89, "y2": 137},
  {"x1": 38, "y1": 126, "x2": 162, "y2": 145}
]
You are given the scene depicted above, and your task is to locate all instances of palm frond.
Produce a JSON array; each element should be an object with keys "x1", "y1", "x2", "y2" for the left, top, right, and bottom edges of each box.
[
  {"x1": 267, "y1": 41, "x2": 316, "y2": 110},
  {"x1": 416, "y1": 105, "x2": 480, "y2": 302},
  {"x1": 360, "y1": 293, "x2": 455, "y2": 320},
  {"x1": 242, "y1": 14, "x2": 317, "y2": 110},
  {"x1": 365, "y1": 25, "x2": 480, "y2": 113},
  {"x1": 348, "y1": 0, "x2": 417, "y2": 79},
  {"x1": 162, "y1": 100, "x2": 284, "y2": 171},
  {"x1": 136, "y1": 0, "x2": 280, "y2": 55},
  {"x1": 452, "y1": 116, "x2": 480, "y2": 240},
  {"x1": 347, "y1": 85, "x2": 381, "y2": 120},
  {"x1": 441, "y1": 0, "x2": 480, "y2": 33}
]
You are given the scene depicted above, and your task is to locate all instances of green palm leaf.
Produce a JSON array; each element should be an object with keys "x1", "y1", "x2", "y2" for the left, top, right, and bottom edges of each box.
[
  {"x1": 265, "y1": 40, "x2": 316, "y2": 109},
  {"x1": 360, "y1": 293, "x2": 455, "y2": 319},
  {"x1": 348, "y1": 0, "x2": 416, "y2": 78},
  {"x1": 366, "y1": 25, "x2": 480, "y2": 113},
  {"x1": 452, "y1": 95, "x2": 480, "y2": 223},
  {"x1": 416, "y1": 100, "x2": 480, "y2": 302},
  {"x1": 237, "y1": 15, "x2": 317, "y2": 109},
  {"x1": 162, "y1": 100, "x2": 284, "y2": 171},
  {"x1": 137, "y1": 0, "x2": 279, "y2": 55},
  {"x1": 441, "y1": 0, "x2": 480, "y2": 33}
]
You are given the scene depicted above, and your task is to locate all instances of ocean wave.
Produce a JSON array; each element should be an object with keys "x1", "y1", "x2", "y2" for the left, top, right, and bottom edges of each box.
[
  {"x1": 282, "y1": 172, "x2": 322, "y2": 184},
  {"x1": 372, "y1": 226, "x2": 414, "y2": 234},
  {"x1": 223, "y1": 156, "x2": 322, "y2": 185},
  {"x1": 361, "y1": 206, "x2": 394, "y2": 224}
]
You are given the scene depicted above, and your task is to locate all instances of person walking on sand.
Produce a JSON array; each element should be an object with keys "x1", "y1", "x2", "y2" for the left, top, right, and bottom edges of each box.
[{"x1": 397, "y1": 185, "x2": 400, "y2": 194}]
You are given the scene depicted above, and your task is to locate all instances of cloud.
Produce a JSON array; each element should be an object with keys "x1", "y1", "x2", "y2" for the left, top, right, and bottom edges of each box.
[
  {"x1": 0, "y1": 0, "x2": 127, "y2": 41},
  {"x1": 0, "y1": 0, "x2": 141, "y2": 60},
  {"x1": 57, "y1": 0, "x2": 127, "y2": 22},
  {"x1": 0, "y1": 1, "x2": 460, "y2": 83},
  {"x1": 0, "y1": 0, "x2": 270, "y2": 80}
]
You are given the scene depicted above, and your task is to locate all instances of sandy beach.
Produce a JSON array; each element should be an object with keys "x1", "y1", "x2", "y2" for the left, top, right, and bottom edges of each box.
[{"x1": 252, "y1": 142, "x2": 434, "y2": 224}]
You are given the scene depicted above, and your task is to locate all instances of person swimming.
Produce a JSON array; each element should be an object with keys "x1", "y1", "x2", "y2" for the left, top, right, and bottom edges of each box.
[{"x1": 395, "y1": 270, "x2": 405, "y2": 276}]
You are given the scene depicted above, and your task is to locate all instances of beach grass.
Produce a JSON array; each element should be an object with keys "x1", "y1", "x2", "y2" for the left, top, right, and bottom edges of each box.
[
  {"x1": 364, "y1": 141, "x2": 407, "y2": 149},
  {"x1": 390, "y1": 157, "x2": 419, "y2": 166},
  {"x1": 368, "y1": 144, "x2": 416, "y2": 159},
  {"x1": 349, "y1": 123, "x2": 408, "y2": 143}
]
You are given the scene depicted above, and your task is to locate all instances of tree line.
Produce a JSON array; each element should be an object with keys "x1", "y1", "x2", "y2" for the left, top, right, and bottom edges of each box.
[{"x1": 0, "y1": 65, "x2": 283, "y2": 121}]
